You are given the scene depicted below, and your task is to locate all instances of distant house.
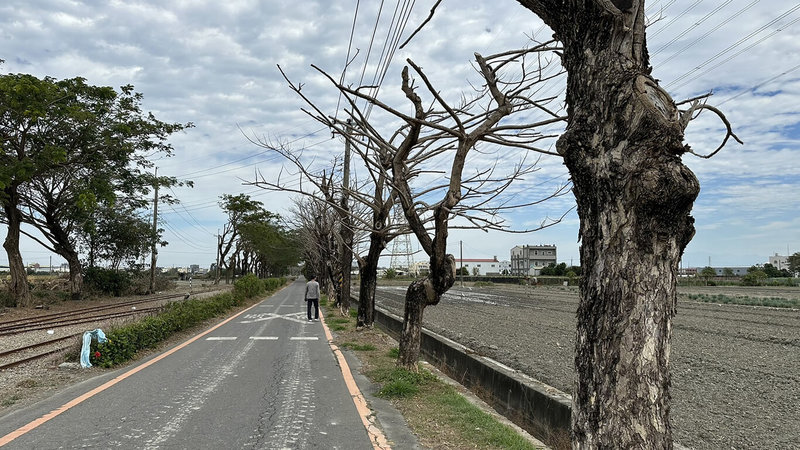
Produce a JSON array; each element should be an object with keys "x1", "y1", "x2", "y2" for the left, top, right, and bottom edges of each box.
[
  {"x1": 768, "y1": 253, "x2": 789, "y2": 271},
  {"x1": 510, "y1": 245, "x2": 557, "y2": 276},
  {"x1": 454, "y1": 257, "x2": 502, "y2": 276}
]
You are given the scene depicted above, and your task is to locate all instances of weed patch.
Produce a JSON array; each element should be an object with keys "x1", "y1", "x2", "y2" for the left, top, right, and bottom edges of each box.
[
  {"x1": 323, "y1": 301, "x2": 544, "y2": 449},
  {"x1": 340, "y1": 342, "x2": 377, "y2": 351}
]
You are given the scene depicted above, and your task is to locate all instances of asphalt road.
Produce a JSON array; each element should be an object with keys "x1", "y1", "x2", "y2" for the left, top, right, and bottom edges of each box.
[{"x1": 0, "y1": 280, "x2": 384, "y2": 449}]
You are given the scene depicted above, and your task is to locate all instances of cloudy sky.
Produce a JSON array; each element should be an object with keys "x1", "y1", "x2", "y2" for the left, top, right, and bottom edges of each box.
[{"x1": 2, "y1": 0, "x2": 799, "y2": 271}]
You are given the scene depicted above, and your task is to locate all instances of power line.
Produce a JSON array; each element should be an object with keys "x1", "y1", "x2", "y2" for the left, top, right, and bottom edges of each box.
[
  {"x1": 648, "y1": 0, "x2": 705, "y2": 39},
  {"x1": 669, "y1": 14, "x2": 800, "y2": 91},
  {"x1": 335, "y1": 0, "x2": 362, "y2": 121},
  {"x1": 655, "y1": 0, "x2": 761, "y2": 67},
  {"x1": 717, "y1": 62, "x2": 800, "y2": 106},
  {"x1": 650, "y1": 0, "x2": 733, "y2": 56}
]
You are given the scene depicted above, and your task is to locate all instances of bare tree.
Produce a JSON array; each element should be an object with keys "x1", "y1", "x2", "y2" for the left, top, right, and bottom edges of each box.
[
  {"x1": 294, "y1": 43, "x2": 570, "y2": 370},
  {"x1": 498, "y1": 1, "x2": 741, "y2": 447},
  {"x1": 247, "y1": 135, "x2": 409, "y2": 325}
]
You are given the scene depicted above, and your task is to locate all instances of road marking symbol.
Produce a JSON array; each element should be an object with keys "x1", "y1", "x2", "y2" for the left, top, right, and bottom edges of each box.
[{"x1": 240, "y1": 312, "x2": 307, "y2": 324}]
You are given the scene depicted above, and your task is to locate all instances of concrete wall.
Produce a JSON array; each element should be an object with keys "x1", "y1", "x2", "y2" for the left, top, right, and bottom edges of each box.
[{"x1": 370, "y1": 304, "x2": 572, "y2": 447}]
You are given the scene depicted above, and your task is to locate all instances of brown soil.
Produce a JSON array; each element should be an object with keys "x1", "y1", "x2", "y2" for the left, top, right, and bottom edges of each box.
[{"x1": 370, "y1": 283, "x2": 800, "y2": 449}]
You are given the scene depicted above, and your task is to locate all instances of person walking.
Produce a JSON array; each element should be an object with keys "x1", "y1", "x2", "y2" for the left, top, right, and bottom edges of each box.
[{"x1": 305, "y1": 275, "x2": 320, "y2": 321}]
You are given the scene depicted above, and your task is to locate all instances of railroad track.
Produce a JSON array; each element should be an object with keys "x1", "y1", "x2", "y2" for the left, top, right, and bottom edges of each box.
[
  {"x1": 0, "y1": 294, "x2": 185, "y2": 334},
  {"x1": 0, "y1": 334, "x2": 80, "y2": 371},
  {"x1": 0, "y1": 292, "x2": 190, "y2": 371}
]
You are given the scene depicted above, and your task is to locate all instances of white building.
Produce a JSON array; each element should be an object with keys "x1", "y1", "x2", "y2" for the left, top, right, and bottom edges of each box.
[
  {"x1": 510, "y1": 245, "x2": 557, "y2": 276},
  {"x1": 454, "y1": 257, "x2": 502, "y2": 276},
  {"x1": 768, "y1": 253, "x2": 789, "y2": 271}
]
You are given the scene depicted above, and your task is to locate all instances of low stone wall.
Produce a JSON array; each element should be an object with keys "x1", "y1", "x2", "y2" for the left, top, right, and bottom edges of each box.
[{"x1": 371, "y1": 304, "x2": 572, "y2": 447}]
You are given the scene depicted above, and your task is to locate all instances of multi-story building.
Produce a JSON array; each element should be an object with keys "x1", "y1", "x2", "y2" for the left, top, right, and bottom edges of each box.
[
  {"x1": 510, "y1": 245, "x2": 557, "y2": 276},
  {"x1": 768, "y1": 253, "x2": 789, "y2": 271}
]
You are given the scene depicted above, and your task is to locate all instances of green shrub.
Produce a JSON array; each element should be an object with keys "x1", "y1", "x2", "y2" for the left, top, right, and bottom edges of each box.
[
  {"x1": 83, "y1": 267, "x2": 132, "y2": 296},
  {"x1": 233, "y1": 274, "x2": 264, "y2": 299},
  {"x1": 91, "y1": 277, "x2": 284, "y2": 368}
]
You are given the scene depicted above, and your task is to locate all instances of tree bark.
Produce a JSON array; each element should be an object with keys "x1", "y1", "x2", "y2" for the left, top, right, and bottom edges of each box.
[
  {"x1": 2, "y1": 187, "x2": 31, "y2": 307},
  {"x1": 515, "y1": 1, "x2": 698, "y2": 447},
  {"x1": 356, "y1": 232, "x2": 386, "y2": 328},
  {"x1": 65, "y1": 251, "x2": 83, "y2": 300},
  {"x1": 397, "y1": 253, "x2": 455, "y2": 370}
]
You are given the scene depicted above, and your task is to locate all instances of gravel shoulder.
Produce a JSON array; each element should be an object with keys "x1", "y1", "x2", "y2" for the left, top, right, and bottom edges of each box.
[{"x1": 368, "y1": 283, "x2": 800, "y2": 449}]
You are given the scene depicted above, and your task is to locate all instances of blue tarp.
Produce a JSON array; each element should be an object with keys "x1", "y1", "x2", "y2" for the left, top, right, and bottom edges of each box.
[{"x1": 80, "y1": 329, "x2": 108, "y2": 368}]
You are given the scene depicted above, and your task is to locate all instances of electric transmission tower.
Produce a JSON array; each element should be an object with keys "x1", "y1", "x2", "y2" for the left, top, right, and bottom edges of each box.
[{"x1": 389, "y1": 207, "x2": 413, "y2": 274}]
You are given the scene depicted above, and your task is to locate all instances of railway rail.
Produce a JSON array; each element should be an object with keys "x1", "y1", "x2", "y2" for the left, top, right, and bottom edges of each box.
[{"x1": 0, "y1": 292, "x2": 189, "y2": 371}]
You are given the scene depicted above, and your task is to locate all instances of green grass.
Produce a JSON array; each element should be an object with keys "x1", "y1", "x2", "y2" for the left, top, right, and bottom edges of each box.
[
  {"x1": 323, "y1": 298, "x2": 544, "y2": 449},
  {"x1": 428, "y1": 386, "x2": 540, "y2": 450},
  {"x1": 1, "y1": 395, "x2": 20, "y2": 407},
  {"x1": 686, "y1": 293, "x2": 799, "y2": 308},
  {"x1": 340, "y1": 342, "x2": 377, "y2": 351}
]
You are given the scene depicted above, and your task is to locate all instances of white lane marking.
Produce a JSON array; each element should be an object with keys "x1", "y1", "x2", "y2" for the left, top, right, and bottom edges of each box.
[
  {"x1": 289, "y1": 337, "x2": 319, "y2": 341},
  {"x1": 240, "y1": 312, "x2": 307, "y2": 324},
  {"x1": 249, "y1": 336, "x2": 279, "y2": 340},
  {"x1": 206, "y1": 337, "x2": 237, "y2": 341}
]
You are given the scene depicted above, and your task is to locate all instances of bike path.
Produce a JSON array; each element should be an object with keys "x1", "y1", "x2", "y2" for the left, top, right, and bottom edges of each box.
[{"x1": 0, "y1": 279, "x2": 413, "y2": 449}]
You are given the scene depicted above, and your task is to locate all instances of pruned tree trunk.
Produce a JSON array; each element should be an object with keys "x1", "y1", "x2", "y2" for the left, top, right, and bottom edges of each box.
[
  {"x1": 356, "y1": 233, "x2": 386, "y2": 329},
  {"x1": 522, "y1": 1, "x2": 700, "y2": 447},
  {"x1": 397, "y1": 254, "x2": 455, "y2": 370}
]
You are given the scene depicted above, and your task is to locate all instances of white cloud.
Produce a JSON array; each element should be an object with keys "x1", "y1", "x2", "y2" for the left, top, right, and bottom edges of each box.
[{"x1": 2, "y1": 0, "x2": 799, "y2": 269}]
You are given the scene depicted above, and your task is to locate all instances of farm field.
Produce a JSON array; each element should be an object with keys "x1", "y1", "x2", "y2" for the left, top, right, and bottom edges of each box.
[{"x1": 368, "y1": 283, "x2": 800, "y2": 449}]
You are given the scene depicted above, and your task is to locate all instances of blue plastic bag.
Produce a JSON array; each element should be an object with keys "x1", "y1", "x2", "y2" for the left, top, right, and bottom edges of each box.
[{"x1": 80, "y1": 329, "x2": 108, "y2": 368}]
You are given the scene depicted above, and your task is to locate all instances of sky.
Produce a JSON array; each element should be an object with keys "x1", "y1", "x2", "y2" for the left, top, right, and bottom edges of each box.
[{"x1": 1, "y1": 0, "x2": 799, "y2": 271}]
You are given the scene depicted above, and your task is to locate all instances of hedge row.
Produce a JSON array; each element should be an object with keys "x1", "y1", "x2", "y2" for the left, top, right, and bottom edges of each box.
[{"x1": 91, "y1": 275, "x2": 287, "y2": 368}]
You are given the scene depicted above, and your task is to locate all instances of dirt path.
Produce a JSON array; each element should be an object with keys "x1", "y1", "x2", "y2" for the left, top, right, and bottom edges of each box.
[{"x1": 369, "y1": 284, "x2": 800, "y2": 449}]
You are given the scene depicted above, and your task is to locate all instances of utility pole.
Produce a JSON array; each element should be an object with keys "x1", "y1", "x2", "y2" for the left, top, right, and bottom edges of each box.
[
  {"x1": 338, "y1": 119, "x2": 354, "y2": 312},
  {"x1": 149, "y1": 167, "x2": 159, "y2": 294},
  {"x1": 460, "y1": 240, "x2": 463, "y2": 287},
  {"x1": 215, "y1": 230, "x2": 221, "y2": 285}
]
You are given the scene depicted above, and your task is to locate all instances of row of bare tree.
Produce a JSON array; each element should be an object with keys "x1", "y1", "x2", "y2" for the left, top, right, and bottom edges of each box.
[{"x1": 248, "y1": 1, "x2": 740, "y2": 447}]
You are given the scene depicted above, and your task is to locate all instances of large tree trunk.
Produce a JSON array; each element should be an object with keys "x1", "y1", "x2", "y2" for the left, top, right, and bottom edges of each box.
[
  {"x1": 356, "y1": 233, "x2": 386, "y2": 329},
  {"x1": 46, "y1": 213, "x2": 83, "y2": 300},
  {"x1": 65, "y1": 251, "x2": 83, "y2": 300},
  {"x1": 539, "y1": 2, "x2": 699, "y2": 448},
  {"x1": 2, "y1": 188, "x2": 31, "y2": 307},
  {"x1": 397, "y1": 253, "x2": 455, "y2": 370}
]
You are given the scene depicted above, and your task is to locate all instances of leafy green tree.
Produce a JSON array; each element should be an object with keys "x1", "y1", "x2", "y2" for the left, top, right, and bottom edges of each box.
[
  {"x1": 760, "y1": 263, "x2": 787, "y2": 278},
  {"x1": 216, "y1": 194, "x2": 265, "y2": 284},
  {"x1": 81, "y1": 202, "x2": 157, "y2": 270},
  {"x1": 1, "y1": 74, "x2": 189, "y2": 304},
  {"x1": 788, "y1": 252, "x2": 800, "y2": 275},
  {"x1": 238, "y1": 212, "x2": 300, "y2": 277},
  {"x1": 722, "y1": 267, "x2": 734, "y2": 277},
  {"x1": 741, "y1": 270, "x2": 767, "y2": 286},
  {"x1": 384, "y1": 268, "x2": 397, "y2": 279},
  {"x1": 699, "y1": 266, "x2": 716, "y2": 285}
]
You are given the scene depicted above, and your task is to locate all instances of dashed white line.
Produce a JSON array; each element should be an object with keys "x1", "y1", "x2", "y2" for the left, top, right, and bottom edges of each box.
[
  {"x1": 289, "y1": 337, "x2": 319, "y2": 341},
  {"x1": 249, "y1": 336, "x2": 279, "y2": 340},
  {"x1": 205, "y1": 337, "x2": 237, "y2": 341}
]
